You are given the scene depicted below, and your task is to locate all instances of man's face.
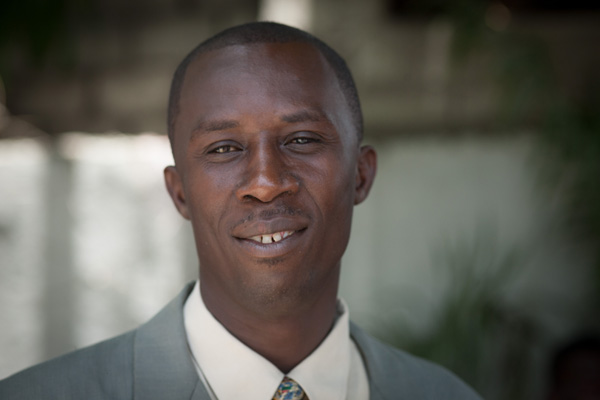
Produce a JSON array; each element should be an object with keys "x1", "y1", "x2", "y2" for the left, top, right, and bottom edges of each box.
[{"x1": 165, "y1": 42, "x2": 375, "y2": 316}]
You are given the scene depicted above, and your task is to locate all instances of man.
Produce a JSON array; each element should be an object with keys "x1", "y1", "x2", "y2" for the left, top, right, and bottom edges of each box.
[{"x1": 0, "y1": 22, "x2": 481, "y2": 399}]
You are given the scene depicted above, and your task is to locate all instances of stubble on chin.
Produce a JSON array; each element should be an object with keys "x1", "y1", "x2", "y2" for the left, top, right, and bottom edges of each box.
[{"x1": 240, "y1": 268, "x2": 320, "y2": 318}]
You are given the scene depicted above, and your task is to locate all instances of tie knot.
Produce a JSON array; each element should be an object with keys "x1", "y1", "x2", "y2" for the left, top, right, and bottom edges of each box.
[{"x1": 272, "y1": 377, "x2": 306, "y2": 400}]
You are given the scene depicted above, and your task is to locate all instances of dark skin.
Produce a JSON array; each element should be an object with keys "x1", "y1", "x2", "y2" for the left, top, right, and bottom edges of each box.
[{"x1": 164, "y1": 42, "x2": 377, "y2": 373}]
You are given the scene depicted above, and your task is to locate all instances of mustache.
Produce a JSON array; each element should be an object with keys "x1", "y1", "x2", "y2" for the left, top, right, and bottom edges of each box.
[{"x1": 234, "y1": 205, "x2": 306, "y2": 225}]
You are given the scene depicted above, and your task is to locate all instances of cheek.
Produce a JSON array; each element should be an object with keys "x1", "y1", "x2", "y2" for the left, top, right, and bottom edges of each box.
[
  {"x1": 307, "y1": 158, "x2": 356, "y2": 223},
  {"x1": 317, "y1": 156, "x2": 356, "y2": 203},
  {"x1": 326, "y1": 159, "x2": 357, "y2": 233},
  {"x1": 184, "y1": 171, "x2": 229, "y2": 227}
]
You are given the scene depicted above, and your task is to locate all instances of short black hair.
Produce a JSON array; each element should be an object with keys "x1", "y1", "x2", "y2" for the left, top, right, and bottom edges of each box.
[{"x1": 167, "y1": 21, "x2": 363, "y2": 147}]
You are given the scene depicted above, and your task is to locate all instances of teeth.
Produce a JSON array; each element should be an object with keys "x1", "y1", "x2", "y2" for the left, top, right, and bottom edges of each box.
[{"x1": 248, "y1": 230, "x2": 295, "y2": 244}]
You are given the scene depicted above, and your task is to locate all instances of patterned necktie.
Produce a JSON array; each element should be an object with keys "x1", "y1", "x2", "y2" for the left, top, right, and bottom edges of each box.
[{"x1": 272, "y1": 377, "x2": 307, "y2": 400}]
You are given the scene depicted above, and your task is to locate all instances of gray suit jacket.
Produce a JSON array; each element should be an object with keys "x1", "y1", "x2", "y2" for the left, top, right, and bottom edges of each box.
[{"x1": 0, "y1": 283, "x2": 482, "y2": 399}]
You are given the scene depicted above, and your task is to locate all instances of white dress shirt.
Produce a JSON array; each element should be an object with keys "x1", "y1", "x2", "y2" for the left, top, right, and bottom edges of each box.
[{"x1": 183, "y1": 281, "x2": 369, "y2": 400}]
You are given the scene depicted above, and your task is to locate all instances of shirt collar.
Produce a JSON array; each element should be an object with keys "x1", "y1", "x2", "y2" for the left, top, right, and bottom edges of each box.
[{"x1": 183, "y1": 280, "x2": 351, "y2": 400}]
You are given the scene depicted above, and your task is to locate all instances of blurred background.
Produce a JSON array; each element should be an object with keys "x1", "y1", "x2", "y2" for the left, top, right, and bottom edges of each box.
[{"x1": 1, "y1": 0, "x2": 599, "y2": 398}]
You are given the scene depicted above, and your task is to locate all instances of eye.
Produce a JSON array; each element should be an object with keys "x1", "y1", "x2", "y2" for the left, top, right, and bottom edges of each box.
[
  {"x1": 288, "y1": 135, "x2": 320, "y2": 145},
  {"x1": 290, "y1": 137, "x2": 313, "y2": 145},
  {"x1": 209, "y1": 144, "x2": 240, "y2": 154}
]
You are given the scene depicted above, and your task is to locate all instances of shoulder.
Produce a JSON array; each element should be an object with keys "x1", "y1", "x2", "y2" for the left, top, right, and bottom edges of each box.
[
  {"x1": 0, "y1": 330, "x2": 135, "y2": 400},
  {"x1": 350, "y1": 323, "x2": 483, "y2": 400}
]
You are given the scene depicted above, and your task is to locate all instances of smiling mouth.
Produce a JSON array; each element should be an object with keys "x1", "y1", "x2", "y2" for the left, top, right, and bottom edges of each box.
[{"x1": 248, "y1": 230, "x2": 296, "y2": 244}]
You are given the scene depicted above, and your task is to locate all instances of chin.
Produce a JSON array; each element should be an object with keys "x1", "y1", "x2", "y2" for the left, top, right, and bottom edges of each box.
[
  {"x1": 245, "y1": 264, "x2": 337, "y2": 314},
  {"x1": 242, "y1": 273, "x2": 315, "y2": 310}
]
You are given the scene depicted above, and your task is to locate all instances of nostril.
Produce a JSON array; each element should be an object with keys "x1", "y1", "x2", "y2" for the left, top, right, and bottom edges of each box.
[
  {"x1": 236, "y1": 152, "x2": 300, "y2": 203},
  {"x1": 241, "y1": 187, "x2": 296, "y2": 203}
]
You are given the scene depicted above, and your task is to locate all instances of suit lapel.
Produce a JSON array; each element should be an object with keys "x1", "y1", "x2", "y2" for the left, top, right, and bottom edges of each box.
[
  {"x1": 131, "y1": 285, "x2": 394, "y2": 400},
  {"x1": 133, "y1": 283, "x2": 212, "y2": 400},
  {"x1": 350, "y1": 322, "x2": 392, "y2": 400}
]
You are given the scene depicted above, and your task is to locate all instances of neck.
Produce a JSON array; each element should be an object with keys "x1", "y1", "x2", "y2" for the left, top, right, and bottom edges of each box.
[{"x1": 200, "y1": 280, "x2": 339, "y2": 373}]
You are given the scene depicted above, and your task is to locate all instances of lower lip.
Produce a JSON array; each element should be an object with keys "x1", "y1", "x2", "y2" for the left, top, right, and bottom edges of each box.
[{"x1": 235, "y1": 229, "x2": 306, "y2": 258}]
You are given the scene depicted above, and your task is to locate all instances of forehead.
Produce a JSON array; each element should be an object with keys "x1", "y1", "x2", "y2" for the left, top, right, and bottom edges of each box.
[
  {"x1": 173, "y1": 42, "x2": 353, "y2": 149},
  {"x1": 183, "y1": 41, "x2": 336, "y2": 93}
]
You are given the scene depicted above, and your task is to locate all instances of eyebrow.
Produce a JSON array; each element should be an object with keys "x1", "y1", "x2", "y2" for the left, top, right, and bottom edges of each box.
[
  {"x1": 193, "y1": 119, "x2": 239, "y2": 134},
  {"x1": 280, "y1": 109, "x2": 331, "y2": 125},
  {"x1": 189, "y1": 119, "x2": 240, "y2": 141},
  {"x1": 190, "y1": 108, "x2": 332, "y2": 138}
]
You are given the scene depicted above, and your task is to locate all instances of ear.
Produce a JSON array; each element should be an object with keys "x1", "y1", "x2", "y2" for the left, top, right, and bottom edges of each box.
[
  {"x1": 164, "y1": 166, "x2": 191, "y2": 220},
  {"x1": 354, "y1": 145, "x2": 377, "y2": 205}
]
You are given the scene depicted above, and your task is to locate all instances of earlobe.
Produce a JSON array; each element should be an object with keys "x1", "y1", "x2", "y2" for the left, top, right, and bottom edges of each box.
[
  {"x1": 354, "y1": 145, "x2": 377, "y2": 205},
  {"x1": 164, "y1": 166, "x2": 191, "y2": 220}
]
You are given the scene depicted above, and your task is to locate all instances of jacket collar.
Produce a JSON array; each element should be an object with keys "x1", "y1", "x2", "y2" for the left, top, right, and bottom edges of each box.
[
  {"x1": 350, "y1": 322, "x2": 391, "y2": 400},
  {"x1": 132, "y1": 283, "x2": 387, "y2": 400},
  {"x1": 133, "y1": 282, "x2": 211, "y2": 400}
]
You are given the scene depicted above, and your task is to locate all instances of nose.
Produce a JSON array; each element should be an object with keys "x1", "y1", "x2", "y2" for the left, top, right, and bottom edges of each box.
[{"x1": 236, "y1": 142, "x2": 299, "y2": 203}]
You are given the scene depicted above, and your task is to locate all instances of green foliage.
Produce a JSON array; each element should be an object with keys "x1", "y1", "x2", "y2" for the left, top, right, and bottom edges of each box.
[
  {"x1": 380, "y1": 231, "x2": 537, "y2": 400},
  {"x1": 0, "y1": 0, "x2": 68, "y2": 65},
  {"x1": 0, "y1": 0, "x2": 96, "y2": 95},
  {"x1": 444, "y1": 0, "x2": 600, "y2": 316},
  {"x1": 381, "y1": 3, "x2": 600, "y2": 397}
]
